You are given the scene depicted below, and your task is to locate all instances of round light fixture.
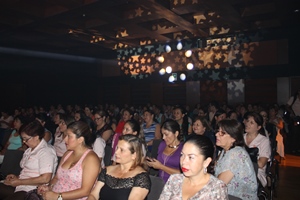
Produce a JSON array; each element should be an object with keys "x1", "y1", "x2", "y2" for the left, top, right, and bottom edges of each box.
[
  {"x1": 168, "y1": 75, "x2": 175, "y2": 82},
  {"x1": 166, "y1": 66, "x2": 172, "y2": 74},
  {"x1": 157, "y1": 56, "x2": 164, "y2": 63},
  {"x1": 165, "y1": 45, "x2": 171, "y2": 53},
  {"x1": 159, "y1": 68, "x2": 166, "y2": 75},
  {"x1": 186, "y1": 63, "x2": 194, "y2": 70},
  {"x1": 176, "y1": 42, "x2": 183, "y2": 50},
  {"x1": 180, "y1": 73, "x2": 186, "y2": 81},
  {"x1": 185, "y1": 50, "x2": 192, "y2": 57}
]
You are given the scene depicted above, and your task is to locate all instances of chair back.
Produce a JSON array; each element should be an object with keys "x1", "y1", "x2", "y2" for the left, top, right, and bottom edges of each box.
[
  {"x1": 0, "y1": 150, "x2": 24, "y2": 179},
  {"x1": 103, "y1": 145, "x2": 112, "y2": 166},
  {"x1": 147, "y1": 175, "x2": 165, "y2": 200},
  {"x1": 0, "y1": 129, "x2": 13, "y2": 151}
]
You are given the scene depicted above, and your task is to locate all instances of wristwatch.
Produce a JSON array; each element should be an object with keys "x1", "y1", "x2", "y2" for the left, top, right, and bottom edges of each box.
[{"x1": 57, "y1": 193, "x2": 63, "y2": 200}]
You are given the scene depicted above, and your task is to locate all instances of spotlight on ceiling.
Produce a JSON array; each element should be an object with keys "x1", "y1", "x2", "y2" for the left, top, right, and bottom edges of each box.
[
  {"x1": 165, "y1": 45, "x2": 171, "y2": 53},
  {"x1": 180, "y1": 73, "x2": 186, "y2": 81},
  {"x1": 186, "y1": 63, "x2": 194, "y2": 70},
  {"x1": 157, "y1": 55, "x2": 164, "y2": 63},
  {"x1": 166, "y1": 66, "x2": 172, "y2": 74},
  {"x1": 176, "y1": 41, "x2": 183, "y2": 50},
  {"x1": 168, "y1": 75, "x2": 175, "y2": 82},
  {"x1": 159, "y1": 68, "x2": 166, "y2": 75},
  {"x1": 185, "y1": 50, "x2": 192, "y2": 57}
]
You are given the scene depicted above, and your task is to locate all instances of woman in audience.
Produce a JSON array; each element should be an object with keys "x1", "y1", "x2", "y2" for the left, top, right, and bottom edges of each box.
[
  {"x1": 111, "y1": 108, "x2": 133, "y2": 159},
  {"x1": 123, "y1": 119, "x2": 147, "y2": 156},
  {"x1": 159, "y1": 135, "x2": 228, "y2": 200},
  {"x1": 146, "y1": 119, "x2": 183, "y2": 183},
  {"x1": 0, "y1": 120, "x2": 57, "y2": 200},
  {"x1": 188, "y1": 116, "x2": 215, "y2": 145},
  {"x1": 84, "y1": 105, "x2": 95, "y2": 121},
  {"x1": 37, "y1": 121, "x2": 100, "y2": 200},
  {"x1": 142, "y1": 109, "x2": 161, "y2": 151},
  {"x1": 210, "y1": 109, "x2": 227, "y2": 130},
  {"x1": 53, "y1": 114, "x2": 75, "y2": 162},
  {"x1": 268, "y1": 106, "x2": 285, "y2": 159},
  {"x1": 172, "y1": 105, "x2": 192, "y2": 141},
  {"x1": 0, "y1": 115, "x2": 25, "y2": 164},
  {"x1": 87, "y1": 135, "x2": 150, "y2": 200},
  {"x1": 244, "y1": 112, "x2": 271, "y2": 187},
  {"x1": 35, "y1": 113, "x2": 53, "y2": 144},
  {"x1": 214, "y1": 119, "x2": 258, "y2": 200},
  {"x1": 94, "y1": 110, "x2": 114, "y2": 146}
]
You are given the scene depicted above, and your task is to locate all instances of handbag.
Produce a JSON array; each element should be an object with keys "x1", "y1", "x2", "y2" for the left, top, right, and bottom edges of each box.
[{"x1": 24, "y1": 189, "x2": 43, "y2": 200}]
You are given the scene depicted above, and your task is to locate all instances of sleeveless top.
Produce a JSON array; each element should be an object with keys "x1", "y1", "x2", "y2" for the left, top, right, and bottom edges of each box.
[
  {"x1": 52, "y1": 149, "x2": 92, "y2": 200},
  {"x1": 143, "y1": 122, "x2": 157, "y2": 143},
  {"x1": 8, "y1": 129, "x2": 22, "y2": 150}
]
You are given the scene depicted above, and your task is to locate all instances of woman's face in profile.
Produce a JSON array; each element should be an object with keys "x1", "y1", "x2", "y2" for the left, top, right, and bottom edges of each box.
[
  {"x1": 122, "y1": 123, "x2": 136, "y2": 135},
  {"x1": 162, "y1": 128, "x2": 178, "y2": 145},
  {"x1": 180, "y1": 142, "x2": 207, "y2": 177},
  {"x1": 115, "y1": 140, "x2": 136, "y2": 164}
]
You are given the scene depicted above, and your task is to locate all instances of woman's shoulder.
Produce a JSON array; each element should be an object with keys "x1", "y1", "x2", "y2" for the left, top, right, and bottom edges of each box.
[{"x1": 209, "y1": 174, "x2": 226, "y2": 186}]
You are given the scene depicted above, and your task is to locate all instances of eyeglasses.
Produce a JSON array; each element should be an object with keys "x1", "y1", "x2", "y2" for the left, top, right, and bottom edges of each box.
[
  {"x1": 59, "y1": 121, "x2": 66, "y2": 125},
  {"x1": 216, "y1": 130, "x2": 227, "y2": 136},
  {"x1": 94, "y1": 117, "x2": 102, "y2": 121},
  {"x1": 22, "y1": 136, "x2": 32, "y2": 143}
]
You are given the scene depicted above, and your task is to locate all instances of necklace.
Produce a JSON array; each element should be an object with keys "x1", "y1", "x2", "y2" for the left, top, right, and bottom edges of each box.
[{"x1": 168, "y1": 144, "x2": 179, "y2": 148}]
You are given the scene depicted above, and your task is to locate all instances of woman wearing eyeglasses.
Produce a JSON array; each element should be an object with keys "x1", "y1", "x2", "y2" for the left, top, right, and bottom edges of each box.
[
  {"x1": 0, "y1": 120, "x2": 58, "y2": 200},
  {"x1": 214, "y1": 119, "x2": 258, "y2": 200}
]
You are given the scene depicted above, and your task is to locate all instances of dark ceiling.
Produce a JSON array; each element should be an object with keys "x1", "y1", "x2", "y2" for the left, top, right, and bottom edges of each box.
[{"x1": 0, "y1": 0, "x2": 299, "y2": 60}]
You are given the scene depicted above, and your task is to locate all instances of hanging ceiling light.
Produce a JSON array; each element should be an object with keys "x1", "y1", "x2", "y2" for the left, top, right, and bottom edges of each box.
[
  {"x1": 165, "y1": 45, "x2": 171, "y2": 53},
  {"x1": 185, "y1": 50, "x2": 192, "y2": 57},
  {"x1": 186, "y1": 63, "x2": 194, "y2": 70},
  {"x1": 166, "y1": 66, "x2": 172, "y2": 74},
  {"x1": 157, "y1": 55, "x2": 164, "y2": 63},
  {"x1": 180, "y1": 73, "x2": 186, "y2": 81},
  {"x1": 168, "y1": 75, "x2": 175, "y2": 82},
  {"x1": 176, "y1": 41, "x2": 183, "y2": 50},
  {"x1": 159, "y1": 68, "x2": 166, "y2": 75}
]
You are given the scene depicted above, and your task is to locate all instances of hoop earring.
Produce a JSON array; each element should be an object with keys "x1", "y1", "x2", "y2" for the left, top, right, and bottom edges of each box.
[{"x1": 204, "y1": 167, "x2": 207, "y2": 174}]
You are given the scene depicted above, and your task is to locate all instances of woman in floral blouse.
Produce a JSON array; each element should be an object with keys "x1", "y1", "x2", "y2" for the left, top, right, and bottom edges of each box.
[
  {"x1": 214, "y1": 119, "x2": 258, "y2": 200},
  {"x1": 159, "y1": 135, "x2": 228, "y2": 200}
]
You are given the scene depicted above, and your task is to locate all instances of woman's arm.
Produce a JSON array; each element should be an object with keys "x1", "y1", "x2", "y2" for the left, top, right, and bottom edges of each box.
[
  {"x1": 257, "y1": 157, "x2": 268, "y2": 169},
  {"x1": 128, "y1": 187, "x2": 149, "y2": 200},
  {"x1": 154, "y1": 124, "x2": 162, "y2": 140},
  {"x1": 50, "y1": 152, "x2": 101, "y2": 200},
  {"x1": 4, "y1": 173, "x2": 52, "y2": 187},
  {"x1": 87, "y1": 181, "x2": 105, "y2": 200},
  {"x1": 102, "y1": 129, "x2": 113, "y2": 142},
  {"x1": 217, "y1": 170, "x2": 234, "y2": 184}
]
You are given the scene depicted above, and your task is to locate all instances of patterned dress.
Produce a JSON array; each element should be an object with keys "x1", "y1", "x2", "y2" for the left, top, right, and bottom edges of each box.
[
  {"x1": 214, "y1": 146, "x2": 258, "y2": 200},
  {"x1": 159, "y1": 174, "x2": 228, "y2": 200},
  {"x1": 52, "y1": 149, "x2": 92, "y2": 200}
]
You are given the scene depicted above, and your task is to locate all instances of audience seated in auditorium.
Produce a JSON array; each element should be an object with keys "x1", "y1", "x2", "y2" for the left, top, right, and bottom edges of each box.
[
  {"x1": 87, "y1": 135, "x2": 150, "y2": 200},
  {"x1": 159, "y1": 135, "x2": 228, "y2": 200},
  {"x1": 244, "y1": 112, "x2": 271, "y2": 187},
  {"x1": 214, "y1": 119, "x2": 258, "y2": 200},
  {"x1": 37, "y1": 121, "x2": 100, "y2": 200},
  {"x1": 146, "y1": 119, "x2": 183, "y2": 183},
  {"x1": 0, "y1": 120, "x2": 57, "y2": 200}
]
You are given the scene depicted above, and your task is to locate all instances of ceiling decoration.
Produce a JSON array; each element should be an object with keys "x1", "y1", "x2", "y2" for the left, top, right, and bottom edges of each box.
[{"x1": 0, "y1": 0, "x2": 298, "y2": 80}]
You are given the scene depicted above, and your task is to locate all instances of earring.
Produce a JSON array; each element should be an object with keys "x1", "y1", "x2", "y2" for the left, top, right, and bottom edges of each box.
[{"x1": 204, "y1": 167, "x2": 207, "y2": 174}]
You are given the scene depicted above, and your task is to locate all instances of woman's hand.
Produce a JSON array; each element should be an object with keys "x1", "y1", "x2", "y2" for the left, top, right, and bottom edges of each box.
[
  {"x1": 42, "y1": 191, "x2": 59, "y2": 200},
  {"x1": 3, "y1": 174, "x2": 21, "y2": 187},
  {"x1": 146, "y1": 157, "x2": 162, "y2": 170},
  {"x1": 37, "y1": 184, "x2": 51, "y2": 195}
]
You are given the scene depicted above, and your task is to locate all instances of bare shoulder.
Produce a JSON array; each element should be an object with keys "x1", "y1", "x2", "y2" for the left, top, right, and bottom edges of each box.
[{"x1": 84, "y1": 150, "x2": 101, "y2": 164}]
